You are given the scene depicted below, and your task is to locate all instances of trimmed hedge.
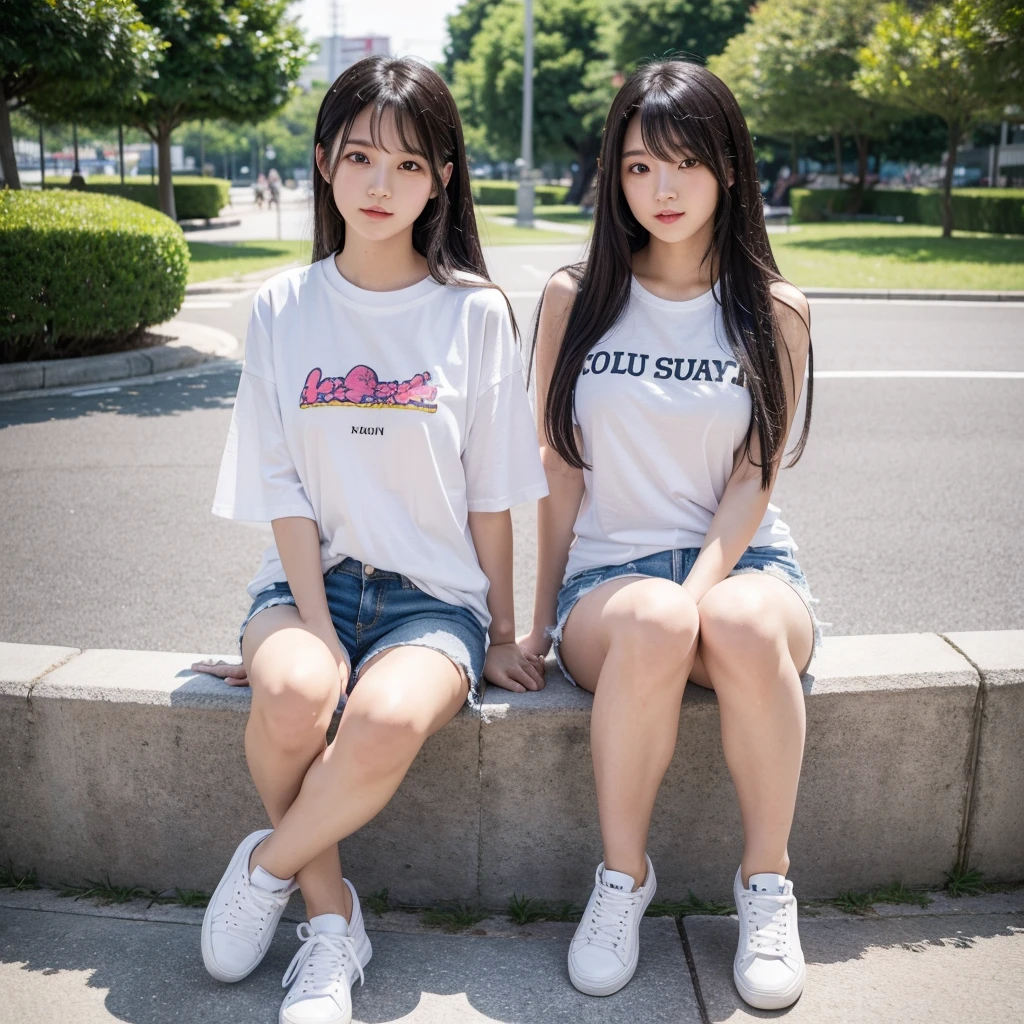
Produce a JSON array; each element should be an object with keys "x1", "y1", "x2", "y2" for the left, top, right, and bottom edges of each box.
[
  {"x1": 0, "y1": 190, "x2": 189, "y2": 361},
  {"x1": 45, "y1": 175, "x2": 231, "y2": 220},
  {"x1": 471, "y1": 180, "x2": 571, "y2": 206},
  {"x1": 791, "y1": 187, "x2": 1024, "y2": 236}
]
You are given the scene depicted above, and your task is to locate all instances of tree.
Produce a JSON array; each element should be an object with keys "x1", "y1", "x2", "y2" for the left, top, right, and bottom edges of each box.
[
  {"x1": 0, "y1": 0, "x2": 160, "y2": 189},
  {"x1": 856, "y1": 0, "x2": 1021, "y2": 236},
  {"x1": 443, "y1": 0, "x2": 503, "y2": 81},
  {"x1": 710, "y1": 0, "x2": 900, "y2": 191},
  {"x1": 452, "y1": 0, "x2": 613, "y2": 203},
  {"x1": 612, "y1": 0, "x2": 751, "y2": 70},
  {"x1": 98, "y1": 1, "x2": 310, "y2": 219}
]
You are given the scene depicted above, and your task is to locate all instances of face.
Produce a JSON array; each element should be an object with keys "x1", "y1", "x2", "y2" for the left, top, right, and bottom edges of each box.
[
  {"x1": 619, "y1": 114, "x2": 731, "y2": 245},
  {"x1": 315, "y1": 104, "x2": 453, "y2": 244}
]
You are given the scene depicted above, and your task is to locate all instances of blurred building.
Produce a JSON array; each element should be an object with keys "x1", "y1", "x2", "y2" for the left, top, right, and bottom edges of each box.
[{"x1": 300, "y1": 36, "x2": 391, "y2": 90}]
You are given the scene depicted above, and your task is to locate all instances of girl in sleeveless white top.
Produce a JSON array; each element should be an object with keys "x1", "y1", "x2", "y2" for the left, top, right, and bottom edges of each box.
[{"x1": 522, "y1": 61, "x2": 819, "y2": 1011}]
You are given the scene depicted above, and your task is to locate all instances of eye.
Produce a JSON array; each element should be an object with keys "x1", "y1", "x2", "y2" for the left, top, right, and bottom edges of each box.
[
  {"x1": 346, "y1": 151, "x2": 370, "y2": 164},
  {"x1": 627, "y1": 162, "x2": 649, "y2": 174},
  {"x1": 399, "y1": 160, "x2": 422, "y2": 172},
  {"x1": 680, "y1": 157, "x2": 700, "y2": 169}
]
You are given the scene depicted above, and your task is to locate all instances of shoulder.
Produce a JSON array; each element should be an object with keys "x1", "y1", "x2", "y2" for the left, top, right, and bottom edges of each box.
[
  {"x1": 769, "y1": 279, "x2": 810, "y2": 355},
  {"x1": 446, "y1": 273, "x2": 511, "y2": 316},
  {"x1": 541, "y1": 268, "x2": 580, "y2": 322},
  {"x1": 252, "y1": 261, "x2": 322, "y2": 317}
]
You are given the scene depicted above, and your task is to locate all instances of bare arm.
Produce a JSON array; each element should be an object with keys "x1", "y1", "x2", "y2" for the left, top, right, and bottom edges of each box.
[
  {"x1": 682, "y1": 284, "x2": 811, "y2": 604},
  {"x1": 469, "y1": 509, "x2": 546, "y2": 692},
  {"x1": 521, "y1": 271, "x2": 586, "y2": 655}
]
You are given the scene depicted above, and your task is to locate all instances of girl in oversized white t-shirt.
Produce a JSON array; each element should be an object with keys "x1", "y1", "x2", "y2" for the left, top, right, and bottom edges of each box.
[{"x1": 194, "y1": 57, "x2": 547, "y2": 1023}]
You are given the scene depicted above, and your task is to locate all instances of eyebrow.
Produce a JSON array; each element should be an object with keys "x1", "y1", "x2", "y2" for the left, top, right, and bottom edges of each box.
[{"x1": 621, "y1": 149, "x2": 648, "y2": 158}]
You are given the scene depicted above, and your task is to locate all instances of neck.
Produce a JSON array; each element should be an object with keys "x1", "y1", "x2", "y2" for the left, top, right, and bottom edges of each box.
[
  {"x1": 632, "y1": 217, "x2": 716, "y2": 301},
  {"x1": 334, "y1": 224, "x2": 429, "y2": 292}
]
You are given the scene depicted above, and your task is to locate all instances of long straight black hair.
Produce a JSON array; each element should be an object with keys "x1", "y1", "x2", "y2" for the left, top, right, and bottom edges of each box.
[
  {"x1": 540, "y1": 60, "x2": 812, "y2": 489},
  {"x1": 311, "y1": 55, "x2": 499, "y2": 300}
]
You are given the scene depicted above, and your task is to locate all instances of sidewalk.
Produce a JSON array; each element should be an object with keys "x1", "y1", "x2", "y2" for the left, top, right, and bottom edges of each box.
[{"x1": 2, "y1": 887, "x2": 1021, "y2": 1022}]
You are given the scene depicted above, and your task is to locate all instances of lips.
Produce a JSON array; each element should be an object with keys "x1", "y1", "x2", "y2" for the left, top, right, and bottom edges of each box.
[
  {"x1": 361, "y1": 207, "x2": 392, "y2": 219},
  {"x1": 655, "y1": 211, "x2": 684, "y2": 223}
]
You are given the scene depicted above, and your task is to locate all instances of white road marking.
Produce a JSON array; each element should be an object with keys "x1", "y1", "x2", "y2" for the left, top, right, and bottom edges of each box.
[
  {"x1": 816, "y1": 370, "x2": 1024, "y2": 379},
  {"x1": 521, "y1": 264, "x2": 550, "y2": 281},
  {"x1": 180, "y1": 300, "x2": 233, "y2": 310},
  {"x1": 70, "y1": 386, "x2": 123, "y2": 396}
]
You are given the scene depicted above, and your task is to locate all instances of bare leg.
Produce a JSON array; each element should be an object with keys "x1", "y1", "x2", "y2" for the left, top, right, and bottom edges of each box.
[
  {"x1": 690, "y1": 574, "x2": 814, "y2": 887},
  {"x1": 242, "y1": 605, "x2": 351, "y2": 919},
  {"x1": 560, "y1": 577, "x2": 699, "y2": 883},
  {"x1": 250, "y1": 646, "x2": 468, "y2": 881}
]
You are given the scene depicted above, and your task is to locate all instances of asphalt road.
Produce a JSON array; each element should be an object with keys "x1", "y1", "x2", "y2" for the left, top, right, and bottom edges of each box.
[{"x1": 1, "y1": 244, "x2": 1021, "y2": 655}]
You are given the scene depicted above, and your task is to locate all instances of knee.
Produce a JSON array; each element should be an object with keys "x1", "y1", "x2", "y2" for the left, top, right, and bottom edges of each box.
[
  {"x1": 340, "y1": 698, "x2": 430, "y2": 777},
  {"x1": 698, "y1": 587, "x2": 785, "y2": 673},
  {"x1": 606, "y1": 581, "x2": 699, "y2": 679},
  {"x1": 251, "y1": 657, "x2": 339, "y2": 753}
]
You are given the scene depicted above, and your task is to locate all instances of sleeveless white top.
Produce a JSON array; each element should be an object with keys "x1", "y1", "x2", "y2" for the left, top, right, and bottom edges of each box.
[{"x1": 564, "y1": 277, "x2": 797, "y2": 581}]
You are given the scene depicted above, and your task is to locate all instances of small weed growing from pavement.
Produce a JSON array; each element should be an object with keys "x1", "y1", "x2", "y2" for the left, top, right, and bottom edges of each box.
[
  {"x1": 0, "y1": 862, "x2": 40, "y2": 891},
  {"x1": 163, "y1": 889, "x2": 209, "y2": 908},
  {"x1": 507, "y1": 895, "x2": 582, "y2": 925},
  {"x1": 59, "y1": 877, "x2": 151, "y2": 905},
  {"x1": 364, "y1": 888, "x2": 390, "y2": 917},
  {"x1": 833, "y1": 889, "x2": 876, "y2": 914},
  {"x1": 508, "y1": 893, "x2": 544, "y2": 925},
  {"x1": 872, "y1": 881, "x2": 931, "y2": 908},
  {"x1": 832, "y1": 881, "x2": 931, "y2": 914},
  {"x1": 422, "y1": 901, "x2": 487, "y2": 933},
  {"x1": 647, "y1": 891, "x2": 733, "y2": 918},
  {"x1": 945, "y1": 866, "x2": 988, "y2": 898}
]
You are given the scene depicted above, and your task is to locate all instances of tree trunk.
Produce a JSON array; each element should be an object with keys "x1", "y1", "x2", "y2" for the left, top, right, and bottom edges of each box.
[
  {"x1": 833, "y1": 132, "x2": 844, "y2": 185},
  {"x1": 0, "y1": 80, "x2": 22, "y2": 189},
  {"x1": 566, "y1": 144, "x2": 599, "y2": 206},
  {"x1": 156, "y1": 120, "x2": 177, "y2": 220},
  {"x1": 941, "y1": 119, "x2": 961, "y2": 239},
  {"x1": 856, "y1": 134, "x2": 870, "y2": 189}
]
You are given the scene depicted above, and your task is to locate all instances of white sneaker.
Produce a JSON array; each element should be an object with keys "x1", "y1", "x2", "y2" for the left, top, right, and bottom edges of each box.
[
  {"x1": 568, "y1": 855, "x2": 656, "y2": 996},
  {"x1": 733, "y1": 867, "x2": 806, "y2": 1010},
  {"x1": 279, "y1": 880, "x2": 373, "y2": 1024},
  {"x1": 202, "y1": 829, "x2": 297, "y2": 982}
]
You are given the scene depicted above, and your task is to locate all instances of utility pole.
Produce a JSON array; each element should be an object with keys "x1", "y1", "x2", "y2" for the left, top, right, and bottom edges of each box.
[
  {"x1": 118, "y1": 125, "x2": 125, "y2": 185},
  {"x1": 38, "y1": 124, "x2": 45, "y2": 189},
  {"x1": 516, "y1": 0, "x2": 535, "y2": 227},
  {"x1": 329, "y1": 0, "x2": 339, "y2": 83}
]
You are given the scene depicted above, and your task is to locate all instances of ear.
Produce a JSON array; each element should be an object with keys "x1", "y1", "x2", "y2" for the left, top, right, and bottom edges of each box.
[
  {"x1": 726, "y1": 164, "x2": 736, "y2": 189},
  {"x1": 315, "y1": 143, "x2": 333, "y2": 184},
  {"x1": 431, "y1": 161, "x2": 454, "y2": 199}
]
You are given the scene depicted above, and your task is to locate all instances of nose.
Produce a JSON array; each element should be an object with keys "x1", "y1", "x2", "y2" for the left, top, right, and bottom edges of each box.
[
  {"x1": 368, "y1": 168, "x2": 391, "y2": 200},
  {"x1": 655, "y1": 167, "x2": 677, "y2": 203}
]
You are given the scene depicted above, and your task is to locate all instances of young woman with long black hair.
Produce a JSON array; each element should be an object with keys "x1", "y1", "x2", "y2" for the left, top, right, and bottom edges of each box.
[
  {"x1": 520, "y1": 60, "x2": 819, "y2": 1010},
  {"x1": 195, "y1": 56, "x2": 547, "y2": 1024}
]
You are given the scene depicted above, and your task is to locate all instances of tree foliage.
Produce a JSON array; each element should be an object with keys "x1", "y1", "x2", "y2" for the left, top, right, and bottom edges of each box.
[
  {"x1": 451, "y1": 0, "x2": 612, "y2": 202},
  {"x1": 855, "y1": 0, "x2": 1022, "y2": 235},
  {"x1": 0, "y1": 0, "x2": 160, "y2": 188}
]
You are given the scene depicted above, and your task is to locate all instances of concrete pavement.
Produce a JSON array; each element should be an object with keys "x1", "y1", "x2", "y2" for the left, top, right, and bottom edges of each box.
[{"x1": 2, "y1": 887, "x2": 1021, "y2": 1023}]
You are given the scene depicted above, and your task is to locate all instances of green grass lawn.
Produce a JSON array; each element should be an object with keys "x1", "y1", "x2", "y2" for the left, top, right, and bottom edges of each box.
[
  {"x1": 187, "y1": 223, "x2": 1023, "y2": 290},
  {"x1": 770, "y1": 223, "x2": 1023, "y2": 291},
  {"x1": 186, "y1": 240, "x2": 311, "y2": 284}
]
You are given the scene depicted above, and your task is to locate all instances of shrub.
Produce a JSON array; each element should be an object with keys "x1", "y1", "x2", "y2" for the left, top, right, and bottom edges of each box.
[
  {"x1": 791, "y1": 187, "x2": 1024, "y2": 235},
  {"x1": 471, "y1": 180, "x2": 571, "y2": 206},
  {"x1": 0, "y1": 190, "x2": 189, "y2": 362},
  {"x1": 45, "y1": 175, "x2": 231, "y2": 220}
]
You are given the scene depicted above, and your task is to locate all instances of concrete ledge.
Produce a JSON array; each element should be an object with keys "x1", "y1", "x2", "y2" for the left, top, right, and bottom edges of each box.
[
  {"x1": 801, "y1": 288, "x2": 1024, "y2": 302},
  {"x1": 2, "y1": 634, "x2": 1021, "y2": 906},
  {"x1": 944, "y1": 631, "x2": 1024, "y2": 882},
  {"x1": 0, "y1": 321, "x2": 238, "y2": 396}
]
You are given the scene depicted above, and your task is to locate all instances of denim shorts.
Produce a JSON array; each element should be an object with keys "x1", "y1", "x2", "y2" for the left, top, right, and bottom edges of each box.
[
  {"x1": 548, "y1": 546, "x2": 822, "y2": 687},
  {"x1": 238, "y1": 558, "x2": 488, "y2": 709}
]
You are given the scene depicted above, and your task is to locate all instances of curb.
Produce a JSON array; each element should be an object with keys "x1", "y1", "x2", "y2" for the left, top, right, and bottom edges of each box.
[
  {"x1": 184, "y1": 261, "x2": 303, "y2": 296},
  {"x1": 0, "y1": 321, "x2": 238, "y2": 396},
  {"x1": 802, "y1": 287, "x2": 1024, "y2": 301}
]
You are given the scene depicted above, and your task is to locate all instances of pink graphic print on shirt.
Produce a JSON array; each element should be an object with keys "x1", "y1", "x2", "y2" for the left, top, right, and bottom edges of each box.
[{"x1": 300, "y1": 365, "x2": 438, "y2": 413}]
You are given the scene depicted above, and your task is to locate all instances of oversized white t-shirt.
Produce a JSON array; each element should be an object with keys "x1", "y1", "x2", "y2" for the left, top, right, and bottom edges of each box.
[{"x1": 213, "y1": 256, "x2": 548, "y2": 629}]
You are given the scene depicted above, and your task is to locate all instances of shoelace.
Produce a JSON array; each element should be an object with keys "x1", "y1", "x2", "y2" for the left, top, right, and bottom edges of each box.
[
  {"x1": 282, "y1": 922, "x2": 365, "y2": 993},
  {"x1": 217, "y1": 879, "x2": 288, "y2": 937},
  {"x1": 582, "y1": 883, "x2": 643, "y2": 951},
  {"x1": 743, "y1": 892, "x2": 792, "y2": 956}
]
